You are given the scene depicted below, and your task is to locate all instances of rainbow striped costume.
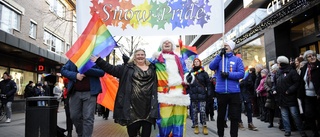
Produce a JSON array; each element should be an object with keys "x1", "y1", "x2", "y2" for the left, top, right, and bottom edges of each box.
[{"x1": 155, "y1": 53, "x2": 190, "y2": 137}]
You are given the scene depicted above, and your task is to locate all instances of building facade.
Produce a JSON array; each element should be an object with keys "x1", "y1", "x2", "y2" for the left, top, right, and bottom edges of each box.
[
  {"x1": 187, "y1": 0, "x2": 320, "y2": 76},
  {"x1": 0, "y1": 0, "x2": 76, "y2": 111}
]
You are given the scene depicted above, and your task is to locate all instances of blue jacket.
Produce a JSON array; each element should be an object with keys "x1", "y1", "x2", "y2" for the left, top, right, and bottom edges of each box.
[
  {"x1": 61, "y1": 60, "x2": 104, "y2": 96},
  {"x1": 209, "y1": 52, "x2": 244, "y2": 94}
]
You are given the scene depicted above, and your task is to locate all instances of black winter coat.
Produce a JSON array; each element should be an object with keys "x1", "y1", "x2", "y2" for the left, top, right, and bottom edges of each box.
[
  {"x1": 95, "y1": 57, "x2": 158, "y2": 126},
  {"x1": 240, "y1": 72, "x2": 256, "y2": 102},
  {"x1": 298, "y1": 60, "x2": 320, "y2": 98},
  {"x1": 273, "y1": 65, "x2": 300, "y2": 107},
  {"x1": 0, "y1": 79, "x2": 17, "y2": 103},
  {"x1": 254, "y1": 72, "x2": 261, "y2": 96},
  {"x1": 187, "y1": 69, "x2": 211, "y2": 101}
]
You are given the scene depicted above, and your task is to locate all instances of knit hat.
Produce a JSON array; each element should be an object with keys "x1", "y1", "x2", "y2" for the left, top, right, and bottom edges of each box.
[
  {"x1": 261, "y1": 69, "x2": 268, "y2": 74},
  {"x1": 277, "y1": 56, "x2": 289, "y2": 64},
  {"x1": 225, "y1": 40, "x2": 235, "y2": 50},
  {"x1": 303, "y1": 50, "x2": 316, "y2": 60},
  {"x1": 158, "y1": 37, "x2": 176, "y2": 51},
  {"x1": 271, "y1": 64, "x2": 279, "y2": 71}
]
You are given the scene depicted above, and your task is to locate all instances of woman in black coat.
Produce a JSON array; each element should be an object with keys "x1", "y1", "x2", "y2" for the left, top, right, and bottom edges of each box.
[
  {"x1": 185, "y1": 58, "x2": 211, "y2": 135},
  {"x1": 273, "y1": 56, "x2": 307, "y2": 137},
  {"x1": 298, "y1": 50, "x2": 320, "y2": 137},
  {"x1": 91, "y1": 49, "x2": 158, "y2": 137}
]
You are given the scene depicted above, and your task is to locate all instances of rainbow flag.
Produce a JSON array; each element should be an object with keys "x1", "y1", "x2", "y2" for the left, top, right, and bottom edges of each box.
[
  {"x1": 97, "y1": 74, "x2": 119, "y2": 111},
  {"x1": 41, "y1": 73, "x2": 51, "y2": 78},
  {"x1": 243, "y1": 66, "x2": 249, "y2": 79},
  {"x1": 66, "y1": 13, "x2": 117, "y2": 73},
  {"x1": 178, "y1": 39, "x2": 197, "y2": 61}
]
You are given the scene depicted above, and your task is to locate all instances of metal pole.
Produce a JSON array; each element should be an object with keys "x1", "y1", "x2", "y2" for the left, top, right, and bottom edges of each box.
[
  {"x1": 222, "y1": 34, "x2": 225, "y2": 73},
  {"x1": 113, "y1": 50, "x2": 116, "y2": 65}
]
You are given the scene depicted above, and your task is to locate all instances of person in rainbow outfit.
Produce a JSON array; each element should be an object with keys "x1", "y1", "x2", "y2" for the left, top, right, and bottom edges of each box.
[{"x1": 151, "y1": 38, "x2": 190, "y2": 137}]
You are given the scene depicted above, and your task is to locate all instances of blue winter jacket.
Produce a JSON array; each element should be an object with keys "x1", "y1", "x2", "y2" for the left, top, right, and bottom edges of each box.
[
  {"x1": 61, "y1": 60, "x2": 105, "y2": 96},
  {"x1": 209, "y1": 52, "x2": 244, "y2": 94}
]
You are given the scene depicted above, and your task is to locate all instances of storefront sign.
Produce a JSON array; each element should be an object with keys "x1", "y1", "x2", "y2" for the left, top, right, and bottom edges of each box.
[
  {"x1": 267, "y1": 0, "x2": 292, "y2": 14},
  {"x1": 38, "y1": 65, "x2": 45, "y2": 71}
]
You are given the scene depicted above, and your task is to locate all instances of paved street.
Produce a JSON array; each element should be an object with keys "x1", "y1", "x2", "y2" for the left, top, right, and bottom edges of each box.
[{"x1": 0, "y1": 105, "x2": 313, "y2": 137}]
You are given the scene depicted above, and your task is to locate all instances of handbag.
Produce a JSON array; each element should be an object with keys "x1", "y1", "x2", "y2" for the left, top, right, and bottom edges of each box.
[{"x1": 265, "y1": 98, "x2": 275, "y2": 109}]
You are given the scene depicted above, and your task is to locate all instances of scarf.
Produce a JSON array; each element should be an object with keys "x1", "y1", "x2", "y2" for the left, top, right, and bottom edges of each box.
[
  {"x1": 158, "y1": 51, "x2": 184, "y2": 80},
  {"x1": 193, "y1": 67, "x2": 203, "y2": 75},
  {"x1": 307, "y1": 63, "x2": 314, "y2": 86}
]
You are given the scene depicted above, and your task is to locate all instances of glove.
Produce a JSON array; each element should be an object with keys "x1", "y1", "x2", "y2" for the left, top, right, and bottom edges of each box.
[
  {"x1": 220, "y1": 48, "x2": 227, "y2": 57},
  {"x1": 186, "y1": 73, "x2": 192, "y2": 84},
  {"x1": 221, "y1": 72, "x2": 229, "y2": 79},
  {"x1": 122, "y1": 54, "x2": 130, "y2": 64}
]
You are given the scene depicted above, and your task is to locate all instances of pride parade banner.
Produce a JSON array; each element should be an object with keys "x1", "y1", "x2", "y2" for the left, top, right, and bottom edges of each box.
[{"x1": 77, "y1": 0, "x2": 224, "y2": 36}]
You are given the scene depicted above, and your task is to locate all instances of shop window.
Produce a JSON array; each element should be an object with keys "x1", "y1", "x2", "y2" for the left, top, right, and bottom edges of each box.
[
  {"x1": 300, "y1": 47, "x2": 306, "y2": 54},
  {"x1": 318, "y1": 16, "x2": 320, "y2": 32},
  {"x1": 240, "y1": 36, "x2": 266, "y2": 70},
  {"x1": 0, "y1": 67, "x2": 35, "y2": 98},
  {"x1": 0, "y1": 3, "x2": 21, "y2": 33},
  {"x1": 318, "y1": 41, "x2": 320, "y2": 53},
  {"x1": 309, "y1": 44, "x2": 316, "y2": 52},
  {"x1": 0, "y1": 66, "x2": 8, "y2": 80},
  {"x1": 290, "y1": 19, "x2": 315, "y2": 41}
]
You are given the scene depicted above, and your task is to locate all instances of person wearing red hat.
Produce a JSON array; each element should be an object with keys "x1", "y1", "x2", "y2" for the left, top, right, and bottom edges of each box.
[{"x1": 185, "y1": 58, "x2": 211, "y2": 135}]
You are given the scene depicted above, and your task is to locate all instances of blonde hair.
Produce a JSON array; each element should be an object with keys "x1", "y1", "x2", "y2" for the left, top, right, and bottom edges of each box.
[{"x1": 128, "y1": 49, "x2": 150, "y2": 65}]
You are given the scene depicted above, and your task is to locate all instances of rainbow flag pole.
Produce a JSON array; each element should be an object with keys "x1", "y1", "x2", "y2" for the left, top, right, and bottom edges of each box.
[
  {"x1": 179, "y1": 39, "x2": 198, "y2": 61},
  {"x1": 66, "y1": 13, "x2": 117, "y2": 73}
]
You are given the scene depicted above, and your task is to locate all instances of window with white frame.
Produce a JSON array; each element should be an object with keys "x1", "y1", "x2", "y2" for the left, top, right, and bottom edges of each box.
[
  {"x1": 43, "y1": 30, "x2": 64, "y2": 54},
  {"x1": 48, "y1": 0, "x2": 65, "y2": 18},
  {"x1": 29, "y1": 21, "x2": 37, "y2": 38},
  {"x1": 0, "y1": 3, "x2": 21, "y2": 33}
]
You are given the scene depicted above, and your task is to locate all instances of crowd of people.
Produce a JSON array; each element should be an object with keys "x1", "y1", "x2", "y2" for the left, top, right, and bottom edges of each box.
[
  {"x1": 84, "y1": 38, "x2": 320, "y2": 137},
  {"x1": 3, "y1": 37, "x2": 319, "y2": 137}
]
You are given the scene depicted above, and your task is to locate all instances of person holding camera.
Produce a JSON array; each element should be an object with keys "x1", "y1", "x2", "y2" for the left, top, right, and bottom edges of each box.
[{"x1": 209, "y1": 40, "x2": 245, "y2": 137}]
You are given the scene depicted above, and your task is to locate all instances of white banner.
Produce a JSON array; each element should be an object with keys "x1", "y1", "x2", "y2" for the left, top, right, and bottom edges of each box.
[{"x1": 77, "y1": 0, "x2": 224, "y2": 36}]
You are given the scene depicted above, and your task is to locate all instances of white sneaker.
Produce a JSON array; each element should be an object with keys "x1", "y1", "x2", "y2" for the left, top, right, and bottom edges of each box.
[{"x1": 5, "y1": 118, "x2": 11, "y2": 123}]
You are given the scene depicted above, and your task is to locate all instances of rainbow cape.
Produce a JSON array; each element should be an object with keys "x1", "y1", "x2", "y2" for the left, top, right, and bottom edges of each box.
[
  {"x1": 66, "y1": 13, "x2": 117, "y2": 73},
  {"x1": 179, "y1": 39, "x2": 197, "y2": 61}
]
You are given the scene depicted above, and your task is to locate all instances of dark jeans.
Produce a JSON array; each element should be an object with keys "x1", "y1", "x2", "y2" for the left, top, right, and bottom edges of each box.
[
  {"x1": 63, "y1": 97, "x2": 73, "y2": 136},
  {"x1": 206, "y1": 98, "x2": 214, "y2": 119},
  {"x1": 280, "y1": 106, "x2": 303, "y2": 133},
  {"x1": 239, "y1": 102, "x2": 253, "y2": 123},
  {"x1": 252, "y1": 96, "x2": 259, "y2": 117},
  {"x1": 268, "y1": 108, "x2": 275, "y2": 125},
  {"x1": 304, "y1": 96, "x2": 320, "y2": 135},
  {"x1": 259, "y1": 96, "x2": 267, "y2": 120},
  {"x1": 239, "y1": 92, "x2": 253, "y2": 123},
  {"x1": 127, "y1": 121, "x2": 152, "y2": 137},
  {"x1": 217, "y1": 93, "x2": 241, "y2": 137}
]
